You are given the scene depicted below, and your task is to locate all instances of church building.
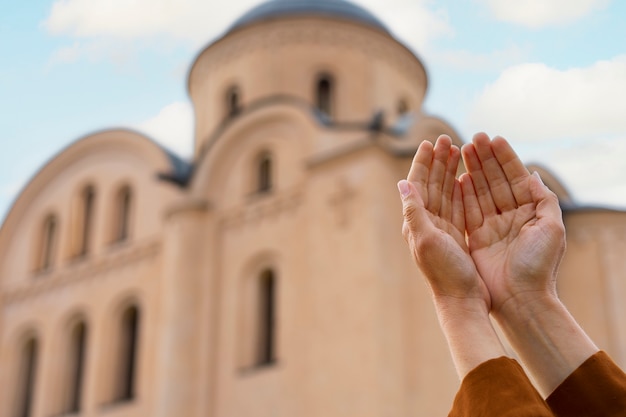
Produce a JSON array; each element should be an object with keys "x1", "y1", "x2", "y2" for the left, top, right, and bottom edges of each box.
[{"x1": 2, "y1": 1, "x2": 626, "y2": 416}]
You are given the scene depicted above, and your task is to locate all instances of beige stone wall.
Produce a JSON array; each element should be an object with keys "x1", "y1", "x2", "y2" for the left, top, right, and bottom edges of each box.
[
  {"x1": 560, "y1": 210, "x2": 626, "y2": 367},
  {"x1": 0, "y1": 131, "x2": 184, "y2": 417}
]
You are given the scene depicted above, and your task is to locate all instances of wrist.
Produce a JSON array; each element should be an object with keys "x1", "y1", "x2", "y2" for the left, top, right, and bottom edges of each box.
[
  {"x1": 433, "y1": 296, "x2": 507, "y2": 379},
  {"x1": 492, "y1": 290, "x2": 598, "y2": 395},
  {"x1": 492, "y1": 288, "x2": 559, "y2": 322},
  {"x1": 434, "y1": 295, "x2": 491, "y2": 324}
]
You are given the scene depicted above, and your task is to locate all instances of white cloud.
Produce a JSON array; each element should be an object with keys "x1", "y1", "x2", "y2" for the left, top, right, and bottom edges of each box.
[
  {"x1": 134, "y1": 101, "x2": 194, "y2": 158},
  {"x1": 43, "y1": 0, "x2": 451, "y2": 57},
  {"x1": 518, "y1": 137, "x2": 626, "y2": 209},
  {"x1": 47, "y1": 41, "x2": 82, "y2": 65},
  {"x1": 467, "y1": 55, "x2": 626, "y2": 142},
  {"x1": 44, "y1": 0, "x2": 275, "y2": 45},
  {"x1": 360, "y1": 0, "x2": 453, "y2": 53},
  {"x1": 432, "y1": 43, "x2": 530, "y2": 72},
  {"x1": 479, "y1": 0, "x2": 611, "y2": 28},
  {"x1": 45, "y1": 40, "x2": 137, "y2": 71}
]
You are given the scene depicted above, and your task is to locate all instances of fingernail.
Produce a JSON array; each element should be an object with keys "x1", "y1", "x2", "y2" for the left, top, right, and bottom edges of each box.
[
  {"x1": 397, "y1": 180, "x2": 411, "y2": 198},
  {"x1": 532, "y1": 171, "x2": 544, "y2": 186}
]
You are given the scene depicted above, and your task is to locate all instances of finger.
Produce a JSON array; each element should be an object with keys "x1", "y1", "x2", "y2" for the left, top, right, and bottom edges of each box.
[
  {"x1": 407, "y1": 140, "x2": 434, "y2": 206},
  {"x1": 461, "y1": 141, "x2": 497, "y2": 217},
  {"x1": 472, "y1": 133, "x2": 517, "y2": 212},
  {"x1": 451, "y1": 180, "x2": 465, "y2": 235},
  {"x1": 427, "y1": 135, "x2": 452, "y2": 214},
  {"x1": 398, "y1": 179, "x2": 431, "y2": 240},
  {"x1": 530, "y1": 172, "x2": 563, "y2": 226},
  {"x1": 440, "y1": 145, "x2": 461, "y2": 222},
  {"x1": 491, "y1": 136, "x2": 532, "y2": 205},
  {"x1": 459, "y1": 173, "x2": 483, "y2": 233}
]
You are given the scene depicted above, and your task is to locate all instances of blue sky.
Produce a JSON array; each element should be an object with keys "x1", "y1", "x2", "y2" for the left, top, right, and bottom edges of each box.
[{"x1": 1, "y1": 0, "x2": 626, "y2": 223}]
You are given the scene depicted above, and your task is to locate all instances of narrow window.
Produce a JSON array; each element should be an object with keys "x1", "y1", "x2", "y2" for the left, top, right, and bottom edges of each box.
[
  {"x1": 257, "y1": 153, "x2": 272, "y2": 193},
  {"x1": 14, "y1": 338, "x2": 38, "y2": 417},
  {"x1": 38, "y1": 214, "x2": 57, "y2": 271},
  {"x1": 64, "y1": 322, "x2": 87, "y2": 413},
  {"x1": 113, "y1": 306, "x2": 140, "y2": 402},
  {"x1": 397, "y1": 98, "x2": 409, "y2": 115},
  {"x1": 316, "y1": 74, "x2": 334, "y2": 117},
  {"x1": 113, "y1": 186, "x2": 132, "y2": 243},
  {"x1": 256, "y1": 269, "x2": 276, "y2": 366},
  {"x1": 226, "y1": 86, "x2": 241, "y2": 117},
  {"x1": 76, "y1": 185, "x2": 95, "y2": 257}
]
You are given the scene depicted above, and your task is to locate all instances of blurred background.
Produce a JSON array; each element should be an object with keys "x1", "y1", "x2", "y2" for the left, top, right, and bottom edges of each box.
[
  {"x1": 1, "y1": 1, "x2": 626, "y2": 417},
  {"x1": 2, "y1": 0, "x2": 626, "y2": 221}
]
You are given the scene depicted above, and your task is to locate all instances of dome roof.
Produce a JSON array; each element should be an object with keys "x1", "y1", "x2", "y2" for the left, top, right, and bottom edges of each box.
[{"x1": 228, "y1": 0, "x2": 389, "y2": 34}]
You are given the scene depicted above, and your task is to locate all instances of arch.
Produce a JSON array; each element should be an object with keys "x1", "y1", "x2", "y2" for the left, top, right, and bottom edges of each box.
[
  {"x1": 189, "y1": 103, "x2": 317, "y2": 202},
  {"x1": 61, "y1": 320, "x2": 88, "y2": 414},
  {"x1": 256, "y1": 268, "x2": 276, "y2": 366},
  {"x1": 112, "y1": 184, "x2": 133, "y2": 243},
  {"x1": 238, "y1": 254, "x2": 280, "y2": 370},
  {"x1": 0, "y1": 129, "x2": 186, "y2": 260},
  {"x1": 111, "y1": 304, "x2": 141, "y2": 403},
  {"x1": 35, "y1": 212, "x2": 58, "y2": 272},
  {"x1": 13, "y1": 336, "x2": 39, "y2": 417},
  {"x1": 315, "y1": 73, "x2": 334, "y2": 117}
]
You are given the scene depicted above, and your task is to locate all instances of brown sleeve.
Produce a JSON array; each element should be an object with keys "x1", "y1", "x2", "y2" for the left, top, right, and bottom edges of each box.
[
  {"x1": 449, "y1": 357, "x2": 554, "y2": 417},
  {"x1": 547, "y1": 351, "x2": 626, "y2": 417}
]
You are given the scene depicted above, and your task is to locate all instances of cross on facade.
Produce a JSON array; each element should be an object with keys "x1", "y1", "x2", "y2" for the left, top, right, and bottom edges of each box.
[{"x1": 329, "y1": 179, "x2": 356, "y2": 228}]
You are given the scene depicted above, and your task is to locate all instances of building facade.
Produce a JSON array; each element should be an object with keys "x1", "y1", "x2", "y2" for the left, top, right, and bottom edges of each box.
[{"x1": 2, "y1": 1, "x2": 626, "y2": 416}]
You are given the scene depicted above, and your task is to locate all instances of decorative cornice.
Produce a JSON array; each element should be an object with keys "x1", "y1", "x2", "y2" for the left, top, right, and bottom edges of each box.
[
  {"x1": 2, "y1": 239, "x2": 161, "y2": 305},
  {"x1": 220, "y1": 187, "x2": 303, "y2": 230},
  {"x1": 190, "y1": 19, "x2": 426, "y2": 93},
  {"x1": 165, "y1": 198, "x2": 211, "y2": 219}
]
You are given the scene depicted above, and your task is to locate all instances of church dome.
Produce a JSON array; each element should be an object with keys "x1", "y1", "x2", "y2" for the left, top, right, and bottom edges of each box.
[{"x1": 228, "y1": 0, "x2": 389, "y2": 34}]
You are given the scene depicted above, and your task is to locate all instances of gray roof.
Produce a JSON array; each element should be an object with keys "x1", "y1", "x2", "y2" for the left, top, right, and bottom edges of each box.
[{"x1": 228, "y1": 0, "x2": 389, "y2": 34}]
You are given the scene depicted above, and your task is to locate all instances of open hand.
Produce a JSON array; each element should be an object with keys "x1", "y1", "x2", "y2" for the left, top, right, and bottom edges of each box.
[
  {"x1": 459, "y1": 133, "x2": 566, "y2": 313},
  {"x1": 399, "y1": 135, "x2": 490, "y2": 307}
]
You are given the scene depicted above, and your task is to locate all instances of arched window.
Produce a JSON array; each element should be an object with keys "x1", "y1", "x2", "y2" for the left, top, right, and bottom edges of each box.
[
  {"x1": 113, "y1": 185, "x2": 132, "y2": 243},
  {"x1": 74, "y1": 185, "x2": 96, "y2": 257},
  {"x1": 238, "y1": 267, "x2": 278, "y2": 370},
  {"x1": 256, "y1": 269, "x2": 276, "y2": 366},
  {"x1": 37, "y1": 213, "x2": 57, "y2": 272},
  {"x1": 225, "y1": 85, "x2": 241, "y2": 117},
  {"x1": 14, "y1": 337, "x2": 38, "y2": 417},
  {"x1": 316, "y1": 74, "x2": 334, "y2": 117},
  {"x1": 112, "y1": 305, "x2": 140, "y2": 402},
  {"x1": 62, "y1": 321, "x2": 87, "y2": 414},
  {"x1": 397, "y1": 98, "x2": 409, "y2": 115},
  {"x1": 257, "y1": 153, "x2": 273, "y2": 193}
]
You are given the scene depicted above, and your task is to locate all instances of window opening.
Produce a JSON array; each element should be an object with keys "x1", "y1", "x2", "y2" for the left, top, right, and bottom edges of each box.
[
  {"x1": 38, "y1": 214, "x2": 57, "y2": 271},
  {"x1": 397, "y1": 99, "x2": 409, "y2": 115},
  {"x1": 78, "y1": 185, "x2": 95, "y2": 256},
  {"x1": 257, "y1": 153, "x2": 272, "y2": 193},
  {"x1": 316, "y1": 75, "x2": 333, "y2": 116},
  {"x1": 114, "y1": 306, "x2": 139, "y2": 402},
  {"x1": 15, "y1": 338, "x2": 38, "y2": 417},
  {"x1": 226, "y1": 86, "x2": 241, "y2": 117},
  {"x1": 256, "y1": 269, "x2": 276, "y2": 366},
  {"x1": 114, "y1": 186, "x2": 132, "y2": 242}
]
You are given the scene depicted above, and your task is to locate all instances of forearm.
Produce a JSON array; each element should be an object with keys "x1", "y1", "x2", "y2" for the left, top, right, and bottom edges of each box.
[
  {"x1": 435, "y1": 297, "x2": 508, "y2": 379},
  {"x1": 494, "y1": 293, "x2": 598, "y2": 397}
]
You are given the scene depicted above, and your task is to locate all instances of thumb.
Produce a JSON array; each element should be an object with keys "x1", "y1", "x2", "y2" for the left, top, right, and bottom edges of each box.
[
  {"x1": 398, "y1": 180, "x2": 428, "y2": 236},
  {"x1": 530, "y1": 172, "x2": 563, "y2": 222}
]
